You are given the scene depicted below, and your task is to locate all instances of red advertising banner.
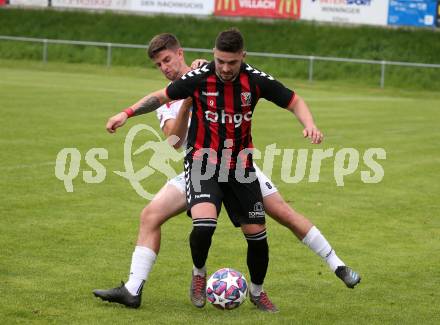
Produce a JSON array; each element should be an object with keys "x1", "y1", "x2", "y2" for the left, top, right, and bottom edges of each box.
[
  {"x1": 215, "y1": 0, "x2": 300, "y2": 20},
  {"x1": 0, "y1": 0, "x2": 6, "y2": 5}
]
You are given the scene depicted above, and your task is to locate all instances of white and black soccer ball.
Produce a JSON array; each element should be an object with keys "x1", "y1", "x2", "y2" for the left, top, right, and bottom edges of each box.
[{"x1": 206, "y1": 268, "x2": 248, "y2": 310}]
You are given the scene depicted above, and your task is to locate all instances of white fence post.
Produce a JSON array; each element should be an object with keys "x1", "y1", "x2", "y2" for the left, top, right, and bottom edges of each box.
[
  {"x1": 106, "y1": 43, "x2": 112, "y2": 68},
  {"x1": 43, "y1": 39, "x2": 48, "y2": 64},
  {"x1": 380, "y1": 60, "x2": 386, "y2": 88},
  {"x1": 308, "y1": 55, "x2": 314, "y2": 82}
]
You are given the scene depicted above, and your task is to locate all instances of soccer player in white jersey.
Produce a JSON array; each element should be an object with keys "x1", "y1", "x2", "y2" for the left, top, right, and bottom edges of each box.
[{"x1": 93, "y1": 33, "x2": 360, "y2": 310}]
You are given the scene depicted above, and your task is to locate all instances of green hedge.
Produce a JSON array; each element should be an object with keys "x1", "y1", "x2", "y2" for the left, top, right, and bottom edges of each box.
[{"x1": 1, "y1": 8, "x2": 439, "y2": 89}]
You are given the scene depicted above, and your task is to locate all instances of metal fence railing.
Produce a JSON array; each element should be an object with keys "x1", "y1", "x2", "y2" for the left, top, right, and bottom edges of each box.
[{"x1": 1, "y1": 35, "x2": 440, "y2": 88}]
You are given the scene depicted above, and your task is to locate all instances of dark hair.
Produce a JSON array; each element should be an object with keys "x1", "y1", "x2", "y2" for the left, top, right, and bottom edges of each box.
[
  {"x1": 215, "y1": 28, "x2": 244, "y2": 53},
  {"x1": 147, "y1": 33, "x2": 181, "y2": 59}
]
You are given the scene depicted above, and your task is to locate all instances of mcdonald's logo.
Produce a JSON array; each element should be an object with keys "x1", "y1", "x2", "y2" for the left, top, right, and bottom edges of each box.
[
  {"x1": 278, "y1": 0, "x2": 299, "y2": 16},
  {"x1": 217, "y1": 0, "x2": 237, "y2": 11},
  {"x1": 215, "y1": 0, "x2": 300, "y2": 19}
]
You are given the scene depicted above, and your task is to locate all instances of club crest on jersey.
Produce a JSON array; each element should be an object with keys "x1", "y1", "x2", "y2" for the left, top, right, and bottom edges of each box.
[{"x1": 241, "y1": 92, "x2": 251, "y2": 107}]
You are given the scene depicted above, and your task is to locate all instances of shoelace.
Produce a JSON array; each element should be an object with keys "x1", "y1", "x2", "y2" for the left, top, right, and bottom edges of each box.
[
  {"x1": 259, "y1": 292, "x2": 275, "y2": 310},
  {"x1": 193, "y1": 275, "x2": 206, "y2": 295}
]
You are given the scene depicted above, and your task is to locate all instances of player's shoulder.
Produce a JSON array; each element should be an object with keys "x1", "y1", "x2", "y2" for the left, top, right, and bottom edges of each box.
[
  {"x1": 243, "y1": 63, "x2": 275, "y2": 82},
  {"x1": 179, "y1": 61, "x2": 214, "y2": 82}
]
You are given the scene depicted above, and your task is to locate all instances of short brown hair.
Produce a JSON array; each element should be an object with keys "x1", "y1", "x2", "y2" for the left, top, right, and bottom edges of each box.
[
  {"x1": 215, "y1": 28, "x2": 244, "y2": 53},
  {"x1": 147, "y1": 33, "x2": 181, "y2": 59}
]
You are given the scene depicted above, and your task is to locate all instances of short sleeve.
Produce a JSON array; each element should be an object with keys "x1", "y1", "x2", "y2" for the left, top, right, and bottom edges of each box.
[
  {"x1": 156, "y1": 104, "x2": 174, "y2": 129},
  {"x1": 248, "y1": 65, "x2": 295, "y2": 108},
  {"x1": 155, "y1": 100, "x2": 186, "y2": 129}
]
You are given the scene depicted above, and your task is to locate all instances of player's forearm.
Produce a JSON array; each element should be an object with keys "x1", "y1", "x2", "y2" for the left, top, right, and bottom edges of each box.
[
  {"x1": 126, "y1": 89, "x2": 168, "y2": 117},
  {"x1": 287, "y1": 95, "x2": 316, "y2": 128}
]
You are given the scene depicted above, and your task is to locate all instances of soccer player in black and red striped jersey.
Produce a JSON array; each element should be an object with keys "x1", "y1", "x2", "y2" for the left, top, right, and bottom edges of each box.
[{"x1": 105, "y1": 29, "x2": 359, "y2": 312}]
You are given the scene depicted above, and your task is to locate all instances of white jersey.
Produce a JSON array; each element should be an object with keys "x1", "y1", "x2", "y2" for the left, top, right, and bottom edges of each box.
[
  {"x1": 156, "y1": 99, "x2": 190, "y2": 148},
  {"x1": 156, "y1": 99, "x2": 186, "y2": 129}
]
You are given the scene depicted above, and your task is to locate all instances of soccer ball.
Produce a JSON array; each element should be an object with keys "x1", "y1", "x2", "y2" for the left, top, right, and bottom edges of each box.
[{"x1": 206, "y1": 268, "x2": 248, "y2": 310}]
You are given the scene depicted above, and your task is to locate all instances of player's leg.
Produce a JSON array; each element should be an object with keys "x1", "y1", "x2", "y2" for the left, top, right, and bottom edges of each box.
[
  {"x1": 224, "y1": 176, "x2": 278, "y2": 312},
  {"x1": 256, "y1": 165, "x2": 361, "y2": 288},
  {"x1": 93, "y1": 175, "x2": 187, "y2": 308},
  {"x1": 125, "y1": 180, "x2": 187, "y2": 295},
  {"x1": 187, "y1": 202, "x2": 220, "y2": 308},
  {"x1": 241, "y1": 223, "x2": 277, "y2": 313},
  {"x1": 186, "y1": 158, "x2": 223, "y2": 307}
]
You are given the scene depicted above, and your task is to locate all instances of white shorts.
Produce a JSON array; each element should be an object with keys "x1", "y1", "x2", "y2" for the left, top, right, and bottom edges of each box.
[
  {"x1": 254, "y1": 164, "x2": 278, "y2": 197},
  {"x1": 167, "y1": 164, "x2": 278, "y2": 198}
]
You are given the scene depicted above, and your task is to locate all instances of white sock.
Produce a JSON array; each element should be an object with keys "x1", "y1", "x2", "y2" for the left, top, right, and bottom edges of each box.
[
  {"x1": 192, "y1": 265, "x2": 207, "y2": 276},
  {"x1": 125, "y1": 246, "x2": 157, "y2": 296},
  {"x1": 250, "y1": 283, "x2": 263, "y2": 296},
  {"x1": 302, "y1": 226, "x2": 345, "y2": 272}
]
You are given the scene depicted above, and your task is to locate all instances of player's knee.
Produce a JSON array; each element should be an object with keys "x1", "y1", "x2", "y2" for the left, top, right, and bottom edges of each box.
[
  {"x1": 241, "y1": 223, "x2": 266, "y2": 235},
  {"x1": 189, "y1": 218, "x2": 217, "y2": 247},
  {"x1": 140, "y1": 204, "x2": 166, "y2": 229},
  {"x1": 244, "y1": 228, "x2": 268, "y2": 242}
]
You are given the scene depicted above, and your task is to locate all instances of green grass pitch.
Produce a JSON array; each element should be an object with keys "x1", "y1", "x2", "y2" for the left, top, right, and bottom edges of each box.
[{"x1": 0, "y1": 60, "x2": 439, "y2": 324}]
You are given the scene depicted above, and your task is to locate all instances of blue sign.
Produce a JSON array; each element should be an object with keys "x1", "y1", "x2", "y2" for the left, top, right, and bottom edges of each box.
[{"x1": 388, "y1": 0, "x2": 437, "y2": 27}]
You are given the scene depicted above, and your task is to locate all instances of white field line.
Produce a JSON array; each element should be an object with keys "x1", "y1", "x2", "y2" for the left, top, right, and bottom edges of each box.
[{"x1": 2, "y1": 161, "x2": 55, "y2": 171}]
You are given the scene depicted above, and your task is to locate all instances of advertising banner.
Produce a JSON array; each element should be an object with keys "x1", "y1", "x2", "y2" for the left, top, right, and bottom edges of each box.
[
  {"x1": 52, "y1": 0, "x2": 130, "y2": 10},
  {"x1": 215, "y1": 0, "x2": 301, "y2": 20},
  {"x1": 0, "y1": 0, "x2": 6, "y2": 6},
  {"x1": 388, "y1": 0, "x2": 437, "y2": 27},
  {"x1": 301, "y1": 0, "x2": 389, "y2": 26},
  {"x1": 437, "y1": 0, "x2": 440, "y2": 26},
  {"x1": 9, "y1": 0, "x2": 48, "y2": 6},
  {"x1": 131, "y1": 0, "x2": 214, "y2": 15}
]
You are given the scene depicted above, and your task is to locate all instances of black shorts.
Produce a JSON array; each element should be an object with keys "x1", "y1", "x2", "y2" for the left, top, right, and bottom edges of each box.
[{"x1": 184, "y1": 157, "x2": 265, "y2": 227}]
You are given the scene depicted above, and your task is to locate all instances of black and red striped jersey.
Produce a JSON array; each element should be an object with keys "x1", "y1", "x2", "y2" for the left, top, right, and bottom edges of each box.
[{"x1": 166, "y1": 61, "x2": 295, "y2": 168}]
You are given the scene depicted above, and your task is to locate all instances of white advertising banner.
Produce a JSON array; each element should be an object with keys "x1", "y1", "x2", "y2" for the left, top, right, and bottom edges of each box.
[
  {"x1": 130, "y1": 0, "x2": 214, "y2": 15},
  {"x1": 52, "y1": 0, "x2": 131, "y2": 10},
  {"x1": 301, "y1": 0, "x2": 390, "y2": 26},
  {"x1": 9, "y1": 0, "x2": 48, "y2": 6}
]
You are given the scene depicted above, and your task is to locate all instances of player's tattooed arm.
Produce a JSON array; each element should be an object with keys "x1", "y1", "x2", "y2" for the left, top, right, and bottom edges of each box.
[
  {"x1": 106, "y1": 88, "x2": 170, "y2": 134},
  {"x1": 131, "y1": 89, "x2": 169, "y2": 116},
  {"x1": 132, "y1": 96, "x2": 161, "y2": 116}
]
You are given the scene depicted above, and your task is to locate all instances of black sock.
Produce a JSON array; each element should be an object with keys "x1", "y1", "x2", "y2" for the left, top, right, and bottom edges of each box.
[
  {"x1": 245, "y1": 230, "x2": 269, "y2": 285},
  {"x1": 189, "y1": 218, "x2": 217, "y2": 269}
]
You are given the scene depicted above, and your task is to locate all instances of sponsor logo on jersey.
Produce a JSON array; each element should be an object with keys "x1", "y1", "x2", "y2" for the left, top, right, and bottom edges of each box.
[
  {"x1": 202, "y1": 91, "x2": 219, "y2": 97},
  {"x1": 205, "y1": 110, "x2": 252, "y2": 128},
  {"x1": 194, "y1": 193, "x2": 211, "y2": 199}
]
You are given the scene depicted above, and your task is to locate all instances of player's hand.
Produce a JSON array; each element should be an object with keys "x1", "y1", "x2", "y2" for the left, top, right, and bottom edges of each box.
[
  {"x1": 191, "y1": 59, "x2": 208, "y2": 69},
  {"x1": 106, "y1": 112, "x2": 128, "y2": 133},
  {"x1": 303, "y1": 126, "x2": 323, "y2": 144}
]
